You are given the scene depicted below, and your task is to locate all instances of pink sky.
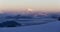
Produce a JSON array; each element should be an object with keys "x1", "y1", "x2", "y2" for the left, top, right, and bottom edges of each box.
[{"x1": 0, "y1": 0, "x2": 60, "y2": 13}]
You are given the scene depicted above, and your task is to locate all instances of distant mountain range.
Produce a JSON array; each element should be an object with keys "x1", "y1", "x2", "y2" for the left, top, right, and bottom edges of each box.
[{"x1": 0, "y1": 11, "x2": 60, "y2": 19}]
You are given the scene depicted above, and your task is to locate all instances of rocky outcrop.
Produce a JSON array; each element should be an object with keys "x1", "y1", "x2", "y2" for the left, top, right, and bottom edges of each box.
[
  {"x1": 58, "y1": 17, "x2": 60, "y2": 21},
  {"x1": 0, "y1": 20, "x2": 21, "y2": 27}
]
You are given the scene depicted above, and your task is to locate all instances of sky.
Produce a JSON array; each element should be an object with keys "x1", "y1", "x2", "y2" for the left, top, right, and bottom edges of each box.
[{"x1": 0, "y1": 0, "x2": 60, "y2": 13}]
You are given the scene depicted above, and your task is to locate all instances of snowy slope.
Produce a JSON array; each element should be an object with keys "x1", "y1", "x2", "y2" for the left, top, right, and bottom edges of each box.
[{"x1": 0, "y1": 21, "x2": 60, "y2": 32}]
